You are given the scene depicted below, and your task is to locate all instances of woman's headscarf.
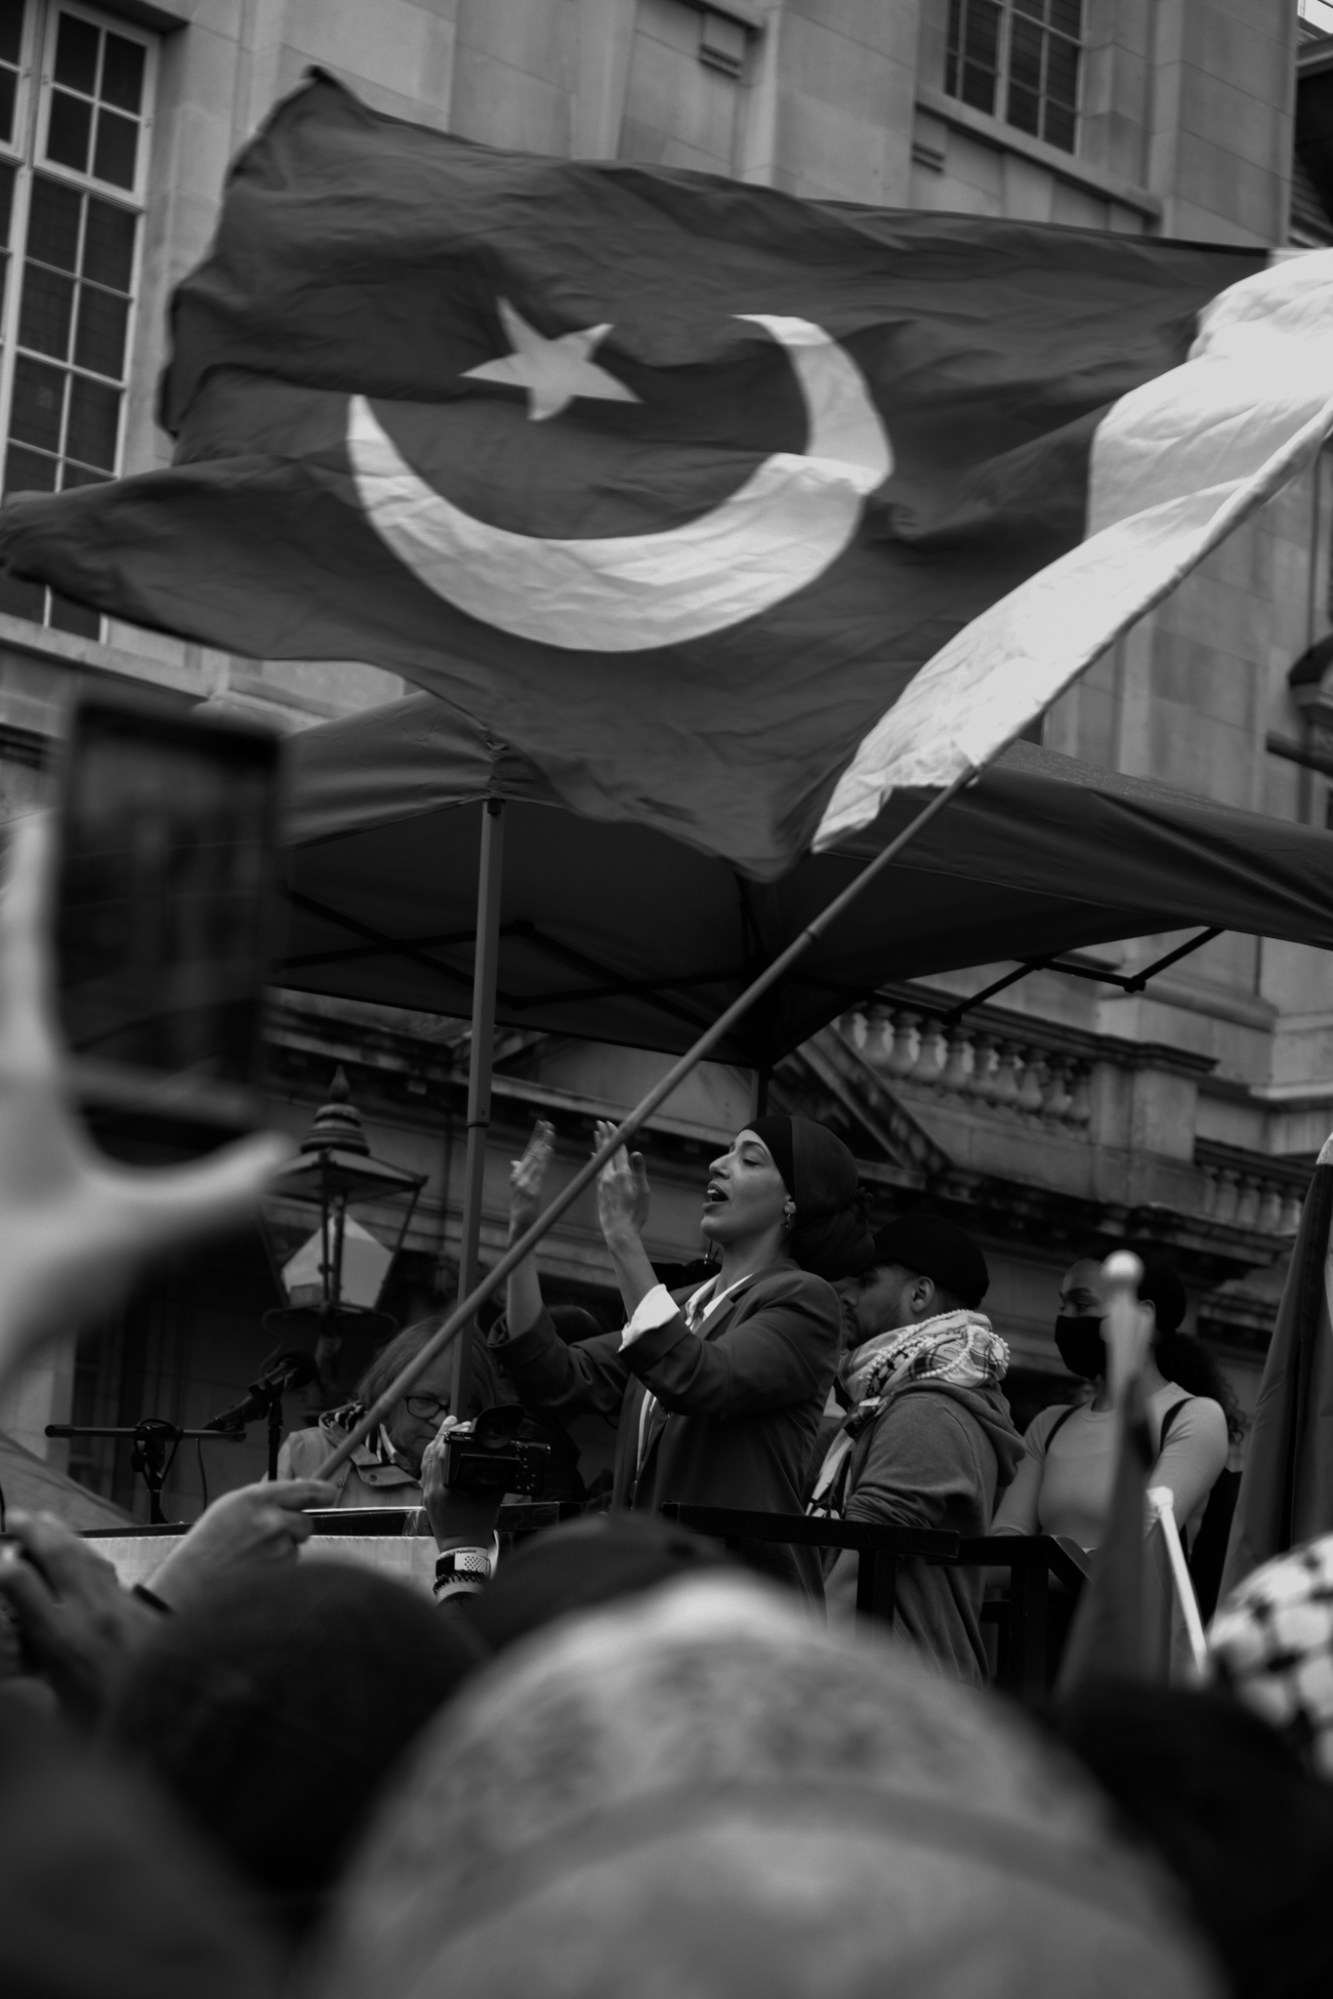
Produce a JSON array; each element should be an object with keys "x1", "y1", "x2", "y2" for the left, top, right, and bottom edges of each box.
[
  {"x1": 747, "y1": 1114, "x2": 874, "y2": 1281},
  {"x1": 310, "y1": 1576, "x2": 1216, "y2": 1999}
]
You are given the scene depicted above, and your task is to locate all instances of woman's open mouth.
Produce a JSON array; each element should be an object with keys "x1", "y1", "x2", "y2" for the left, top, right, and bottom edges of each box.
[{"x1": 703, "y1": 1181, "x2": 728, "y2": 1209}]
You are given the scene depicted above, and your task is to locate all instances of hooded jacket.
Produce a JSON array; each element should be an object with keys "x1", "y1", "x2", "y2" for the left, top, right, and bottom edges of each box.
[{"x1": 823, "y1": 1377, "x2": 1024, "y2": 1683}]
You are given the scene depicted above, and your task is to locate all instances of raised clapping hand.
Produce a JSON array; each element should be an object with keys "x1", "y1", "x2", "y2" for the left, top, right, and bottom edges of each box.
[
  {"x1": 0, "y1": 815, "x2": 292, "y2": 1389},
  {"x1": 593, "y1": 1117, "x2": 651, "y2": 1248},
  {"x1": 508, "y1": 1117, "x2": 555, "y2": 1239}
]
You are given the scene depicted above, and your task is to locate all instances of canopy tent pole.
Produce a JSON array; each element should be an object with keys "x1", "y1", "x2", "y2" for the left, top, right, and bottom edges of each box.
[
  {"x1": 315, "y1": 763, "x2": 977, "y2": 1481},
  {"x1": 450, "y1": 798, "x2": 505, "y2": 1416}
]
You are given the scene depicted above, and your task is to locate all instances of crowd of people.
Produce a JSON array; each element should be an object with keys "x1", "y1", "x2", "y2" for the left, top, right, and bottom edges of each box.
[{"x1": 3, "y1": 810, "x2": 1333, "y2": 1996}]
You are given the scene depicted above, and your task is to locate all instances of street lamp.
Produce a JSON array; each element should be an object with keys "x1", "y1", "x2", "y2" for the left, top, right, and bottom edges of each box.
[{"x1": 262, "y1": 1067, "x2": 427, "y2": 1393}]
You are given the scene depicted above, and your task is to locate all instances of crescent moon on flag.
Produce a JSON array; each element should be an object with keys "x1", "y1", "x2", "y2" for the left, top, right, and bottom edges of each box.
[{"x1": 345, "y1": 314, "x2": 892, "y2": 651}]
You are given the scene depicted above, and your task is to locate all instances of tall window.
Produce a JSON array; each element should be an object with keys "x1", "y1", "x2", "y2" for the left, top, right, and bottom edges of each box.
[
  {"x1": 0, "y1": 1, "x2": 153, "y2": 638},
  {"x1": 946, "y1": 0, "x2": 1082, "y2": 156}
]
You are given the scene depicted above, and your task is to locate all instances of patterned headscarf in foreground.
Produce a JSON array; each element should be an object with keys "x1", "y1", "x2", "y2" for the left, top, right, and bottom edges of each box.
[
  {"x1": 309, "y1": 1575, "x2": 1218, "y2": 1999},
  {"x1": 1206, "y1": 1533, "x2": 1333, "y2": 1780}
]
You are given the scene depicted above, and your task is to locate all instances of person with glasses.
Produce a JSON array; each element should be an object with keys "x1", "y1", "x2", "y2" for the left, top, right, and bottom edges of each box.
[{"x1": 276, "y1": 1321, "x2": 469, "y2": 1516}]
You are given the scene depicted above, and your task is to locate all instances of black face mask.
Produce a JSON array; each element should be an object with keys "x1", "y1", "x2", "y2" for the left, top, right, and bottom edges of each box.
[{"x1": 1054, "y1": 1315, "x2": 1106, "y2": 1381}]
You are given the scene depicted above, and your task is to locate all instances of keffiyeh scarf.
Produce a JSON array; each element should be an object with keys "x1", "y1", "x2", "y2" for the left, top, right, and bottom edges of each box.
[{"x1": 809, "y1": 1310, "x2": 1010, "y2": 1519}]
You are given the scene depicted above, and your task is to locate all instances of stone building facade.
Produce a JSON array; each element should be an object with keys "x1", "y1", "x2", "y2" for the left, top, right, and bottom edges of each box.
[{"x1": 0, "y1": 0, "x2": 1327, "y2": 1513}]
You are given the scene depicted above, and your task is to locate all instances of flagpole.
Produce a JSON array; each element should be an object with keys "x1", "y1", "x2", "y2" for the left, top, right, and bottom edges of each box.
[
  {"x1": 449, "y1": 797, "x2": 505, "y2": 1417},
  {"x1": 1148, "y1": 1487, "x2": 1208, "y2": 1673},
  {"x1": 315, "y1": 765, "x2": 977, "y2": 1481}
]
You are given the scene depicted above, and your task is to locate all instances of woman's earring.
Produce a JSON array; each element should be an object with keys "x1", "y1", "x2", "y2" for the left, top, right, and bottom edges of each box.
[{"x1": 783, "y1": 1201, "x2": 796, "y2": 1231}]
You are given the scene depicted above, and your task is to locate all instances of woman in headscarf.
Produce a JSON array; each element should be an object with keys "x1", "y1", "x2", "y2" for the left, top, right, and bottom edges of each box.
[{"x1": 487, "y1": 1113, "x2": 874, "y2": 1600}]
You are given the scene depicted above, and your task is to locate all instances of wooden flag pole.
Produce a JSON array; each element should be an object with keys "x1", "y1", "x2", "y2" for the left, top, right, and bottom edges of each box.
[
  {"x1": 449, "y1": 797, "x2": 506, "y2": 1418},
  {"x1": 315, "y1": 765, "x2": 978, "y2": 1481}
]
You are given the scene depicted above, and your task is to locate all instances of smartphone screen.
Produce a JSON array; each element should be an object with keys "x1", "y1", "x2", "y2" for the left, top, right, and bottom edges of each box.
[{"x1": 55, "y1": 692, "x2": 283, "y2": 1150}]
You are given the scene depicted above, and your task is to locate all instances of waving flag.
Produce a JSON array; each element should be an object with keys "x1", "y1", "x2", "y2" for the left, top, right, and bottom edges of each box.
[
  {"x1": 1, "y1": 72, "x2": 1331, "y2": 876},
  {"x1": 1219, "y1": 1136, "x2": 1333, "y2": 1599}
]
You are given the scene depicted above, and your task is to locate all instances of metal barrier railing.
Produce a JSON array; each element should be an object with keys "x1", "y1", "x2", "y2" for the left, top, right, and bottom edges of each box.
[{"x1": 659, "y1": 1504, "x2": 1088, "y2": 1696}]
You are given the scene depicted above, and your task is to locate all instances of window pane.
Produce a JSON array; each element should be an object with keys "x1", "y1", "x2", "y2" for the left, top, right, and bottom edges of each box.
[
  {"x1": 0, "y1": 161, "x2": 15, "y2": 244},
  {"x1": 100, "y1": 33, "x2": 144, "y2": 114},
  {"x1": 10, "y1": 354, "x2": 65, "y2": 450},
  {"x1": 0, "y1": 2, "x2": 24, "y2": 67},
  {"x1": 1013, "y1": 0, "x2": 1045, "y2": 16},
  {"x1": 1009, "y1": 18, "x2": 1044, "y2": 92},
  {"x1": 49, "y1": 587, "x2": 99, "y2": 636},
  {"x1": 1046, "y1": 37, "x2": 1079, "y2": 107},
  {"x1": 0, "y1": 572, "x2": 46, "y2": 623},
  {"x1": 66, "y1": 372, "x2": 118, "y2": 466},
  {"x1": 1042, "y1": 100, "x2": 1076, "y2": 152},
  {"x1": 961, "y1": 61, "x2": 996, "y2": 113},
  {"x1": 62, "y1": 459, "x2": 106, "y2": 488},
  {"x1": 4, "y1": 442, "x2": 57, "y2": 492},
  {"x1": 82, "y1": 197, "x2": 134, "y2": 289},
  {"x1": 18, "y1": 263, "x2": 74, "y2": 357},
  {"x1": 945, "y1": 0, "x2": 963, "y2": 84},
  {"x1": 73, "y1": 283, "x2": 126, "y2": 375},
  {"x1": 46, "y1": 89, "x2": 91, "y2": 172},
  {"x1": 1007, "y1": 81, "x2": 1041, "y2": 136},
  {"x1": 91, "y1": 108, "x2": 137, "y2": 189},
  {"x1": 0, "y1": 65, "x2": 15, "y2": 146},
  {"x1": 54, "y1": 11, "x2": 98, "y2": 94},
  {"x1": 1050, "y1": 0, "x2": 1081, "y2": 35},
  {"x1": 966, "y1": 0, "x2": 1001, "y2": 66},
  {"x1": 28, "y1": 176, "x2": 81, "y2": 272}
]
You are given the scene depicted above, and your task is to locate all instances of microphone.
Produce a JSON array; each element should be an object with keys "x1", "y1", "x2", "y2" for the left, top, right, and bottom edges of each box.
[{"x1": 205, "y1": 1350, "x2": 320, "y2": 1432}]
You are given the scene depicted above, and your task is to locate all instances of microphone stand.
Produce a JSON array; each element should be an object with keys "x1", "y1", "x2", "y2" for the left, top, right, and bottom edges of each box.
[
  {"x1": 46, "y1": 1418, "x2": 243, "y2": 1525},
  {"x1": 204, "y1": 1366, "x2": 317, "y2": 1480}
]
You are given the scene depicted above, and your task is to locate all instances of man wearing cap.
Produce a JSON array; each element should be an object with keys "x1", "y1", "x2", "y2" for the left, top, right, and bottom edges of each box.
[{"x1": 809, "y1": 1212, "x2": 1022, "y2": 1683}]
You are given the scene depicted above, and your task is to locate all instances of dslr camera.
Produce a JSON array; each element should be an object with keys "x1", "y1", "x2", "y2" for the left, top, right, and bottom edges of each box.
[{"x1": 438, "y1": 1403, "x2": 550, "y2": 1498}]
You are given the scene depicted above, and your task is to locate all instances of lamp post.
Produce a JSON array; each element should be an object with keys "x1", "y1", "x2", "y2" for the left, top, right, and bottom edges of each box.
[{"x1": 262, "y1": 1068, "x2": 427, "y2": 1395}]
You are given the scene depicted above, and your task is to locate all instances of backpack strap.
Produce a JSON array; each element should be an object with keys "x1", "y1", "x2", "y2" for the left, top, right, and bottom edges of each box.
[
  {"x1": 1155, "y1": 1396, "x2": 1192, "y2": 1454},
  {"x1": 1042, "y1": 1401, "x2": 1080, "y2": 1451}
]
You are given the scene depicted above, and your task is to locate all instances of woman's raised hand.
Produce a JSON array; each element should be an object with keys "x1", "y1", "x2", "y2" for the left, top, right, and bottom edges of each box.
[
  {"x1": 593, "y1": 1117, "x2": 651, "y2": 1247},
  {"x1": 508, "y1": 1118, "x2": 555, "y2": 1239}
]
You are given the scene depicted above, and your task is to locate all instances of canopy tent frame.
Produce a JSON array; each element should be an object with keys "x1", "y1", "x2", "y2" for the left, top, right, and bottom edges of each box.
[
  {"x1": 930, "y1": 926, "x2": 1224, "y2": 1029},
  {"x1": 281, "y1": 693, "x2": 1333, "y2": 1424}
]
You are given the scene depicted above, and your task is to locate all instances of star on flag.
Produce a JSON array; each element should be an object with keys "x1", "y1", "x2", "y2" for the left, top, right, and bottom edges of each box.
[{"x1": 463, "y1": 297, "x2": 640, "y2": 422}]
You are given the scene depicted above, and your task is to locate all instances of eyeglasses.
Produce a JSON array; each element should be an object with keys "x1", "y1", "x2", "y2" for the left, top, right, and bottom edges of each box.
[{"x1": 404, "y1": 1393, "x2": 450, "y2": 1421}]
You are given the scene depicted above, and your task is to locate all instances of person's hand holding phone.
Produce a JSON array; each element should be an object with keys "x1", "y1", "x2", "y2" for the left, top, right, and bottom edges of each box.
[{"x1": 0, "y1": 815, "x2": 290, "y2": 1389}]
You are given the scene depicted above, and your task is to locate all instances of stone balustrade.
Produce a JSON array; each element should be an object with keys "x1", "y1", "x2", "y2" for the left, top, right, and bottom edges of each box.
[
  {"x1": 843, "y1": 995, "x2": 1309, "y2": 1241},
  {"x1": 845, "y1": 1004, "x2": 1093, "y2": 1127},
  {"x1": 1195, "y1": 1142, "x2": 1307, "y2": 1236}
]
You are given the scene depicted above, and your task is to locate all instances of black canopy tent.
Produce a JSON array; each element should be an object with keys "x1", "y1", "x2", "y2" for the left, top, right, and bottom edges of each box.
[
  {"x1": 280, "y1": 688, "x2": 1333, "y2": 1401},
  {"x1": 281, "y1": 691, "x2": 1333, "y2": 1065}
]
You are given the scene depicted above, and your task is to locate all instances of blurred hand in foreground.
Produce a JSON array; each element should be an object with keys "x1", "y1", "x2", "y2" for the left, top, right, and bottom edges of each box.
[
  {"x1": 146, "y1": 1478, "x2": 338, "y2": 1614},
  {"x1": 0, "y1": 815, "x2": 292, "y2": 1388},
  {"x1": 0, "y1": 1509, "x2": 160, "y2": 1724}
]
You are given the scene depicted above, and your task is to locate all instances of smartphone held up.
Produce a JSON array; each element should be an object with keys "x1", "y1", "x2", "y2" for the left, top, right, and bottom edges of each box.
[{"x1": 54, "y1": 689, "x2": 284, "y2": 1161}]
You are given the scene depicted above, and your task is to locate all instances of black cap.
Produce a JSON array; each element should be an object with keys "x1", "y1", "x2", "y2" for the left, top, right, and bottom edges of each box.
[{"x1": 870, "y1": 1213, "x2": 989, "y2": 1310}]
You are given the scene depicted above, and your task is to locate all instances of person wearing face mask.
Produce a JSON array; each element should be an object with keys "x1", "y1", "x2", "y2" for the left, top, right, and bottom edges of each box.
[
  {"x1": 808, "y1": 1213, "x2": 1022, "y2": 1682},
  {"x1": 990, "y1": 1251, "x2": 1236, "y2": 1557},
  {"x1": 489, "y1": 1112, "x2": 875, "y2": 1601}
]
